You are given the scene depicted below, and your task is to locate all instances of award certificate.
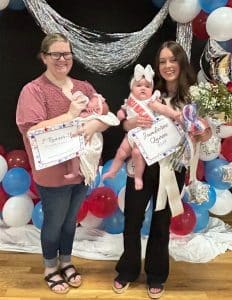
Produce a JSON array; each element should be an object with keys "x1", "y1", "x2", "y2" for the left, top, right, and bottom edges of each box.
[
  {"x1": 27, "y1": 119, "x2": 85, "y2": 170},
  {"x1": 128, "y1": 115, "x2": 183, "y2": 166}
]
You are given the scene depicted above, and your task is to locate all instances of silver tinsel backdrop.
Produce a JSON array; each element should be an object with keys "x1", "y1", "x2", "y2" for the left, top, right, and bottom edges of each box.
[{"x1": 23, "y1": 0, "x2": 192, "y2": 74}]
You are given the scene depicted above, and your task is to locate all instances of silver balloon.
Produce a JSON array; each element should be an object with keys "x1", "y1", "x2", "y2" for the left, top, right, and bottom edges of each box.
[
  {"x1": 222, "y1": 164, "x2": 232, "y2": 183},
  {"x1": 187, "y1": 180, "x2": 210, "y2": 204},
  {"x1": 199, "y1": 135, "x2": 221, "y2": 161}
]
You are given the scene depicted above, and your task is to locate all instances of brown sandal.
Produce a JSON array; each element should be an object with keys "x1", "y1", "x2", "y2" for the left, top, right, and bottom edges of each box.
[
  {"x1": 60, "y1": 264, "x2": 82, "y2": 288},
  {"x1": 112, "y1": 278, "x2": 130, "y2": 294},
  {"x1": 44, "y1": 270, "x2": 69, "y2": 294}
]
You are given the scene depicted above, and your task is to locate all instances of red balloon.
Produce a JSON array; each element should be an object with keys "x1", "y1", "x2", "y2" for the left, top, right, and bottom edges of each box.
[
  {"x1": 196, "y1": 160, "x2": 205, "y2": 181},
  {"x1": 32, "y1": 198, "x2": 41, "y2": 206},
  {"x1": 77, "y1": 200, "x2": 89, "y2": 223},
  {"x1": 192, "y1": 10, "x2": 209, "y2": 40},
  {"x1": 0, "y1": 185, "x2": 8, "y2": 211},
  {"x1": 227, "y1": 0, "x2": 232, "y2": 7},
  {"x1": 5, "y1": 149, "x2": 30, "y2": 171},
  {"x1": 170, "y1": 203, "x2": 196, "y2": 236},
  {"x1": 0, "y1": 145, "x2": 6, "y2": 157},
  {"x1": 88, "y1": 186, "x2": 118, "y2": 218},
  {"x1": 221, "y1": 137, "x2": 232, "y2": 162}
]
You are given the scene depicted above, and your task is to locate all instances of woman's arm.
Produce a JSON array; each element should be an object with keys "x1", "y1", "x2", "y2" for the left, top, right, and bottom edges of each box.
[
  {"x1": 148, "y1": 101, "x2": 182, "y2": 123},
  {"x1": 123, "y1": 115, "x2": 153, "y2": 132},
  {"x1": 29, "y1": 97, "x2": 88, "y2": 131},
  {"x1": 77, "y1": 119, "x2": 109, "y2": 143}
]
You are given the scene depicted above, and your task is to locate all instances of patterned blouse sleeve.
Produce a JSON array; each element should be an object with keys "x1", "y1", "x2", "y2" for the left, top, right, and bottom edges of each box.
[{"x1": 16, "y1": 82, "x2": 47, "y2": 134}]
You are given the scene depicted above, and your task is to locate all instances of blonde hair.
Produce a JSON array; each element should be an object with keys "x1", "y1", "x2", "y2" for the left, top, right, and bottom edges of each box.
[{"x1": 40, "y1": 33, "x2": 72, "y2": 54}]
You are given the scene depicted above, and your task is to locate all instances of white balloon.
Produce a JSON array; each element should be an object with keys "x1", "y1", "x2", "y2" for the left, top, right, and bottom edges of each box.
[
  {"x1": 199, "y1": 135, "x2": 221, "y2": 161},
  {"x1": 0, "y1": 0, "x2": 9, "y2": 10},
  {"x1": 2, "y1": 194, "x2": 34, "y2": 227},
  {"x1": 206, "y1": 7, "x2": 232, "y2": 41},
  {"x1": 169, "y1": 0, "x2": 201, "y2": 23},
  {"x1": 217, "y1": 124, "x2": 232, "y2": 139},
  {"x1": 118, "y1": 186, "x2": 126, "y2": 212},
  {"x1": 209, "y1": 189, "x2": 232, "y2": 216},
  {"x1": 80, "y1": 211, "x2": 103, "y2": 229},
  {"x1": 0, "y1": 155, "x2": 8, "y2": 182}
]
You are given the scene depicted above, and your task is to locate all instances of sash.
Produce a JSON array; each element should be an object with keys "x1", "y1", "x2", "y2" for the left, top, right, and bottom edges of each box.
[{"x1": 125, "y1": 94, "x2": 155, "y2": 121}]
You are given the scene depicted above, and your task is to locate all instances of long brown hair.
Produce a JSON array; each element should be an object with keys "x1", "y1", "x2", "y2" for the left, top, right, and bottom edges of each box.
[{"x1": 154, "y1": 41, "x2": 196, "y2": 109}]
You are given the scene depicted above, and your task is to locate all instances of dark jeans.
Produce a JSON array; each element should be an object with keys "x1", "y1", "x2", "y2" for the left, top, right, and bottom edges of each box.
[
  {"x1": 115, "y1": 162, "x2": 185, "y2": 285},
  {"x1": 36, "y1": 183, "x2": 88, "y2": 267}
]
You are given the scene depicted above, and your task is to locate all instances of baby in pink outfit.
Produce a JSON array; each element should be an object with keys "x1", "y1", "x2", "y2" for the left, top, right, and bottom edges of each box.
[
  {"x1": 65, "y1": 91, "x2": 108, "y2": 179},
  {"x1": 102, "y1": 64, "x2": 182, "y2": 190}
]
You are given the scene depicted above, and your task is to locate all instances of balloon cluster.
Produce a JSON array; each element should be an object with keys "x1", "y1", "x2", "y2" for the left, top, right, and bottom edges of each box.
[
  {"x1": 1, "y1": 131, "x2": 232, "y2": 238},
  {"x1": 171, "y1": 130, "x2": 232, "y2": 236},
  {"x1": 152, "y1": 0, "x2": 232, "y2": 46},
  {"x1": 77, "y1": 159, "x2": 154, "y2": 235},
  {"x1": 0, "y1": 146, "x2": 41, "y2": 228},
  {"x1": 77, "y1": 160, "x2": 127, "y2": 234}
]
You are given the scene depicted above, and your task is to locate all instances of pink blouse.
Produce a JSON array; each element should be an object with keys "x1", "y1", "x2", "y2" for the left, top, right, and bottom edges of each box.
[{"x1": 16, "y1": 74, "x2": 96, "y2": 187}]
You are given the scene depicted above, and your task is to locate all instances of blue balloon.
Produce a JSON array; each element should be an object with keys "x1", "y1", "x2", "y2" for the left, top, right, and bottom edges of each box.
[
  {"x1": 102, "y1": 160, "x2": 127, "y2": 195},
  {"x1": 193, "y1": 209, "x2": 209, "y2": 233},
  {"x1": 218, "y1": 40, "x2": 232, "y2": 52},
  {"x1": 151, "y1": 0, "x2": 166, "y2": 9},
  {"x1": 2, "y1": 167, "x2": 31, "y2": 196},
  {"x1": 94, "y1": 170, "x2": 101, "y2": 187},
  {"x1": 32, "y1": 201, "x2": 43, "y2": 230},
  {"x1": 141, "y1": 201, "x2": 153, "y2": 236},
  {"x1": 103, "y1": 208, "x2": 124, "y2": 234},
  {"x1": 199, "y1": 0, "x2": 228, "y2": 14},
  {"x1": 8, "y1": 0, "x2": 25, "y2": 10},
  {"x1": 204, "y1": 159, "x2": 232, "y2": 190}
]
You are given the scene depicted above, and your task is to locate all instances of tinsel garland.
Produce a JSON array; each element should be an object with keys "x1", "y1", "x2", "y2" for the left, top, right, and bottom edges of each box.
[{"x1": 23, "y1": 0, "x2": 193, "y2": 74}]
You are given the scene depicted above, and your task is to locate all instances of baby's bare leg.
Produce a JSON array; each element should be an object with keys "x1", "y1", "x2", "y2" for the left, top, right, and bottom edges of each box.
[
  {"x1": 132, "y1": 146, "x2": 145, "y2": 190},
  {"x1": 64, "y1": 157, "x2": 80, "y2": 179},
  {"x1": 102, "y1": 136, "x2": 132, "y2": 179}
]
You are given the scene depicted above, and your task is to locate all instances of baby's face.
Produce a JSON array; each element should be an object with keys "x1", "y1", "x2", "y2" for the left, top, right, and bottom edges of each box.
[{"x1": 131, "y1": 78, "x2": 153, "y2": 100}]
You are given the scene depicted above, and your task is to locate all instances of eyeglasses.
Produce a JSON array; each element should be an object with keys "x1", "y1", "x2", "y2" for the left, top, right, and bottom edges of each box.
[{"x1": 44, "y1": 52, "x2": 73, "y2": 60}]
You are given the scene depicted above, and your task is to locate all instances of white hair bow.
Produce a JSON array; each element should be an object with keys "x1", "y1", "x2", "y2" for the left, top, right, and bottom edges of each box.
[{"x1": 134, "y1": 64, "x2": 155, "y2": 83}]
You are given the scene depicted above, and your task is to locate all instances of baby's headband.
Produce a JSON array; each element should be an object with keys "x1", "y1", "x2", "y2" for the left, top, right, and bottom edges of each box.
[{"x1": 130, "y1": 64, "x2": 155, "y2": 89}]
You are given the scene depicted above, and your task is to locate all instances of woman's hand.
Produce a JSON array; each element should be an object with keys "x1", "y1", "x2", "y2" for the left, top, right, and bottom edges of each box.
[
  {"x1": 68, "y1": 97, "x2": 88, "y2": 118},
  {"x1": 73, "y1": 120, "x2": 109, "y2": 143},
  {"x1": 123, "y1": 115, "x2": 153, "y2": 131},
  {"x1": 137, "y1": 115, "x2": 153, "y2": 128},
  {"x1": 190, "y1": 127, "x2": 212, "y2": 143}
]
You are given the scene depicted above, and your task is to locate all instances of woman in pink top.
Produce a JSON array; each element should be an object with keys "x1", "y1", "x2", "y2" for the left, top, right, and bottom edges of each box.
[{"x1": 16, "y1": 33, "x2": 109, "y2": 294}]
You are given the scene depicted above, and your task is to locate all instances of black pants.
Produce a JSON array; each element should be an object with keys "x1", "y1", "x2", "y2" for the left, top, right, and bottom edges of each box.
[{"x1": 115, "y1": 162, "x2": 185, "y2": 285}]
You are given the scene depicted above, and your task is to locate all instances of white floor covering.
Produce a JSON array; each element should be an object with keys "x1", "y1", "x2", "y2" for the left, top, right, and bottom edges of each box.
[{"x1": 0, "y1": 217, "x2": 232, "y2": 263}]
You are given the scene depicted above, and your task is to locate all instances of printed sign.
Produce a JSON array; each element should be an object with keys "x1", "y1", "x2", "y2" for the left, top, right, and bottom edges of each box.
[
  {"x1": 27, "y1": 119, "x2": 85, "y2": 170},
  {"x1": 128, "y1": 116, "x2": 182, "y2": 166}
]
